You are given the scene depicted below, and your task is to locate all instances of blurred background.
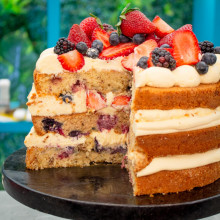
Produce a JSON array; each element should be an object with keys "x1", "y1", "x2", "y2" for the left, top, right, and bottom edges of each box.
[{"x1": 0, "y1": 0, "x2": 219, "y2": 190}]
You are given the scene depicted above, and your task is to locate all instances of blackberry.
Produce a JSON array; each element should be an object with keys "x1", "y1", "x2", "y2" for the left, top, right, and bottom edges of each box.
[
  {"x1": 199, "y1": 41, "x2": 214, "y2": 54},
  {"x1": 109, "y1": 32, "x2": 120, "y2": 46},
  {"x1": 151, "y1": 48, "x2": 176, "y2": 70},
  {"x1": 86, "y1": 48, "x2": 99, "y2": 59},
  {"x1": 76, "y1": 42, "x2": 88, "y2": 55},
  {"x1": 133, "y1": 34, "x2": 145, "y2": 45},
  {"x1": 137, "y1": 56, "x2": 148, "y2": 69},
  {"x1": 195, "y1": 61, "x2": 209, "y2": 74},
  {"x1": 119, "y1": 34, "x2": 131, "y2": 43},
  {"x1": 103, "y1": 23, "x2": 115, "y2": 32},
  {"x1": 92, "y1": 40, "x2": 103, "y2": 52},
  {"x1": 214, "y1": 47, "x2": 220, "y2": 54},
  {"x1": 201, "y1": 53, "x2": 217, "y2": 65},
  {"x1": 54, "y1": 37, "x2": 75, "y2": 55}
]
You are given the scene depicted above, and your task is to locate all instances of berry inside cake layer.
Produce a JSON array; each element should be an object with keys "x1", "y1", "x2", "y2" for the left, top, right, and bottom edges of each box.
[
  {"x1": 25, "y1": 127, "x2": 127, "y2": 170},
  {"x1": 34, "y1": 48, "x2": 131, "y2": 96}
]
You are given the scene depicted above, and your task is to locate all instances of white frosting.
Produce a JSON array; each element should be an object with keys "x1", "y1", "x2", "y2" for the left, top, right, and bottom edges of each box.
[
  {"x1": 133, "y1": 107, "x2": 220, "y2": 136},
  {"x1": 136, "y1": 148, "x2": 220, "y2": 177},
  {"x1": 173, "y1": 65, "x2": 201, "y2": 87},
  {"x1": 90, "y1": 129, "x2": 127, "y2": 148},
  {"x1": 36, "y1": 48, "x2": 126, "y2": 74},
  {"x1": 134, "y1": 56, "x2": 220, "y2": 88},
  {"x1": 25, "y1": 127, "x2": 86, "y2": 148}
]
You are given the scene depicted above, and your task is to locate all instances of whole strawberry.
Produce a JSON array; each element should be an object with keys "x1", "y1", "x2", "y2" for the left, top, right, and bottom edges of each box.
[
  {"x1": 116, "y1": 4, "x2": 155, "y2": 37},
  {"x1": 80, "y1": 17, "x2": 99, "y2": 39},
  {"x1": 67, "y1": 24, "x2": 91, "y2": 47}
]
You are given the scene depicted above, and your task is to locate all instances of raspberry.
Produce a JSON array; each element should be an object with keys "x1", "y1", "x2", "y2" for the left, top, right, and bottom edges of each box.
[
  {"x1": 151, "y1": 47, "x2": 176, "y2": 70},
  {"x1": 199, "y1": 41, "x2": 214, "y2": 54},
  {"x1": 54, "y1": 37, "x2": 75, "y2": 55}
]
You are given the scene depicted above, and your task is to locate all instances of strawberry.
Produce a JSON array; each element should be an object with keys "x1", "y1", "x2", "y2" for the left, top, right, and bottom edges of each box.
[
  {"x1": 116, "y1": 4, "x2": 155, "y2": 37},
  {"x1": 92, "y1": 27, "x2": 110, "y2": 49},
  {"x1": 163, "y1": 48, "x2": 174, "y2": 55},
  {"x1": 80, "y1": 17, "x2": 99, "y2": 39},
  {"x1": 67, "y1": 24, "x2": 91, "y2": 47},
  {"x1": 152, "y1": 15, "x2": 174, "y2": 38},
  {"x1": 146, "y1": 33, "x2": 160, "y2": 42},
  {"x1": 86, "y1": 90, "x2": 106, "y2": 110},
  {"x1": 147, "y1": 55, "x2": 154, "y2": 67},
  {"x1": 121, "y1": 53, "x2": 134, "y2": 71},
  {"x1": 112, "y1": 95, "x2": 131, "y2": 106},
  {"x1": 158, "y1": 24, "x2": 192, "y2": 47},
  {"x1": 58, "y1": 50, "x2": 85, "y2": 72},
  {"x1": 172, "y1": 30, "x2": 200, "y2": 66},
  {"x1": 99, "y1": 42, "x2": 136, "y2": 60}
]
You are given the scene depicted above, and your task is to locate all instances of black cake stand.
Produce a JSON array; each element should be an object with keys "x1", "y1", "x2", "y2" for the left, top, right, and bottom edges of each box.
[{"x1": 2, "y1": 148, "x2": 220, "y2": 220}]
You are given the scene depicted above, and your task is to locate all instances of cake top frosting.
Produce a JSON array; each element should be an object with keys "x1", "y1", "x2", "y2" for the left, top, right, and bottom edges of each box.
[{"x1": 36, "y1": 3, "x2": 220, "y2": 87}]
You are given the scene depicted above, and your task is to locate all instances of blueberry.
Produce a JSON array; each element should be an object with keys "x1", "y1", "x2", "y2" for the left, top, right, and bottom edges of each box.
[
  {"x1": 160, "y1": 44, "x2": 172, "y2": 49},
  {"x1": 76, "y1": 42, "x2": 88, "y2": 55},
  {"x1": 119, "y1": 34, "x2": 131, "y2": 43},
  {"x1": 195, "y1": 61, "x2": 209, "y2": 74},
  {"x1": 137, "y1": 56, "x2": 149, "y2": 69},
  {"x1": 133, "y1": 34, "x2": 145, "y2": 45},
  {"x1": 92, "y1": 40, "x2": 103, "y2": 52},
  {"x1": 214, "y1": 47, "x2": 220, "y2": 54},
  {"x1": 86, "y1": 48, "x2": 99, "y2": 59},
  {"x1": 42, "y1": 118, "x2": 62, "y2": 132},
  {"x1": 69, "y1": 130, "x2": 82, "y2": 137},
  {"x1": 61, "y1": 94, "x2": 72, "y2": 103},
  {"x1": 109, "y1": 32, "x2": 120, "y2": 46},
  {"x1": 201, "y1": 53, "x2": 217, "y2": 65}
]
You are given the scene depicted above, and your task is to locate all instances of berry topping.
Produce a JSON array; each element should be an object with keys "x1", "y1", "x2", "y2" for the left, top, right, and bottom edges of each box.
[
  {"x1": 152, "y1": 15, "x2": 174, "y2": 38},
  {"x1": 76, "y1": 42, "x2": 88, "y2": 55},
  {"x1": 112, "y1": 95, "x2": 131, "y2": 106},
  {"x1": 119, "y1": 34, "x2": 131, "y2": 43},
  {"x1": 214, "y1": 47, "x2": 220, "y2": 54},
  {"x1": 92, "y1": 40, "x2": 104, "y2": 52},
  {"x1": 92, "y1": 27, "x2": 110, "y2": 49},
  {"x1": 54, "y1": 37, "x2": 75, "y2": 55},
  {"x1": 116, "y1": 4, "x2": 155, "y2": 37},
  {"x1": 67, "y1": 24, "x2": 91, "y2": 47},
  {"x1": 195, "y1": 61, "x2": 209, "y2": 75},
  {"x1": 199, "y1": 41, "x2": 214, "y2": 54},
  {"x1": 109, "y1": 32, "x2": 120, "y2": 46},
  {"x1": 121, "y1": 53, "x2": 134, "y2": 71},
  {"x1": 160, "y1": 44, "x2": 172, "y2": 49},
  {"x1": 60, "y1": 94, "x2": 72, "y2": 103},
  {"x1": 58, "y1": 50, "x2": 85, "y2": 72},
  {"x1": 103, "y1": 23, "x2": 115, "y2": 33},
  {"x1": 133, "y1": 34, "x2": 146, "y2": 45},
  {"x1": 80, "y1": 17, "x2": 99, "y2": 39},
  {"x1": 158, "y1": 24, "x2": 192, "y2": 47},
  {"x1": 42, "y1": 118, "x2": 62, "y2": 133},
  {"x1": 201, "y1": 53, "x2": 217, "y2": 65},
  {"x1": 86, "y1": 90, "x2": 106, "y2": 110},
  {"x1": 172, "y1": 30, "x2": 200, "y2": 66},
  {"x1": 137, "y1": 56, "x2": 149, "y2": 69},
  {"x1": 97, "y1": 115, "x2": 117, "y2": 131},
  {"x1": 86, "y1": 48, "x2": 99, "y2": 59},
  {"x1": 99, "y1": 42, "x2": 136, "y2": 60},
  {"x1": 151, "y1": 48, "x2": 176, "y2": 70}
]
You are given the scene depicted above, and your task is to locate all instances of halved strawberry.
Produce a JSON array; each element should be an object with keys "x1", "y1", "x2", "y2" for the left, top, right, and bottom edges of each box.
[
  {"x1": 67, "y1": 24, "x2": 91, "y2": 47},
  {"x1": 134, "y1": 39, "x2": 158, "y2": 60},
  {"x1": 121, "y1": 53, "x2": 134, "y2": 71},
  {"x1": 147, "y1": 55, "x2": 154, "y2": 67},
  {"x1": 112, "y1": 95, "x2": 131, "y2": 106},
  {"x1": 172, "y1": 30, "x2": 200, "y2": 66},
  {"x1": 58, "y1": 50, "x2": 85, "y2": 72},
  {"x1": 152, "y1": 16, "x2": 174, "y2": 38},
  {"x1": 86, "y1": 90, "x2": 106, "y2": 110},
  {"x1": 163, "y1": 48, "x2": 174, "y2": 55},
  {"x1": 158, "y1": 24, "x2": 193, "y2": 47},
  {"x1": 92, "y1": 27, "x2": 110, "y2": 49},
  {"x1": 99, "y1": 42, "x2": 136, "y2": 60}
]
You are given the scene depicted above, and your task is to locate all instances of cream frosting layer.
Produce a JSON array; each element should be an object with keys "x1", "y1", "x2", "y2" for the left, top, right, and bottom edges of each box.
[
  {"x1": 25, "y1": 127, "x2": 127, "y2": 149},
  {"x1": 133, "y1": 107, "x2": 220, "y2": 136},
  {"x1": 136, "y1": 148, "x2": 220, "y2": 177},
  {"x1": 36, "y1": 48, "x2": 126, "y2": 74},
  {"x1": 134, "y1": 55, "x2": 220, "y2": 88}
]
